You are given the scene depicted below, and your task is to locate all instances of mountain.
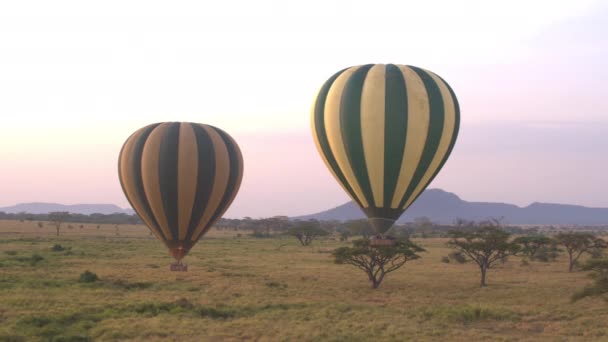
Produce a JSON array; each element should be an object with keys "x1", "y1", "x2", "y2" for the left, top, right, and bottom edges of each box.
[
  {"x1": 0, "y1": 203, "x2": 134, "y2": 215},
  {"x1": 297, "y1": 189, "x2": 608, "y2": 225}
]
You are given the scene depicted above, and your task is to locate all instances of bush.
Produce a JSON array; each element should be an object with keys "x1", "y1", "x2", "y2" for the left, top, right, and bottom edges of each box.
[
  {"x1": 441, "y1": 256, "x2": 450, "y2": 263},
  {"x1": 52, "y1": 244, "x2": 65, "y2": 252},
  {"x1": 533, "y1": 247, "x2": 560, "y2": 262},
  {"x1": 448, "y1": 251, "x2": 468, "y2": 264},
  {"x1": 78, "y1": 271, "x2": 98, "y2": 283}
]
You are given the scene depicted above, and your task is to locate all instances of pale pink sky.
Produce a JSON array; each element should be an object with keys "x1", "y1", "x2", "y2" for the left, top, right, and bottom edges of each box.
[{"x1": 1, "y1": 1, "x2": 607, "y2": 218}]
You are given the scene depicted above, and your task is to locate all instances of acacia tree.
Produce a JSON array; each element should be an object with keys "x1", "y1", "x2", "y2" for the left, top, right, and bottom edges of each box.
[
  {"x1": 288, "y1": 220, "x2": 328, "y2": 246},
  {"x1": 447, "y1": 226, "x2": 520, "y2": 287},
  {"x1": 342, "y1": 219, "x2": 375, "y2": 239},
  {"x1": 554, "y1": 232, "x2": 608, "y2": 272},
  {"x1": 48, "y1": 211, "x2": 70, "y2": 237},
  {"x1": 572, "y1": 258, "x2": 608, "y2": 302},
  {"x1": 333, "y1": 239, "x2": 424, "y2": 289},
  {"x1": 513, "y1": 235, "x2": 560, "y2": 262}
]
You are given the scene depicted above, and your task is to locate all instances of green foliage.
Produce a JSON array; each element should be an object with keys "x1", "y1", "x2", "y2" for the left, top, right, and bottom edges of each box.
[
  {"x1": 78, "y1": 271, "x2": 98, "y2": 283},
  {"x1": 341, "y1": 219, "x2": 374, "y2": 238},
  {"x1": 554, "y1": 232, "x2": 608, "y2": 272},
  {"x1": 52, "y1": 244, "x2": 66, "y2": 252},
  {"x1": 288, "y1": 220, "x2": 329, "y2": 246},
  {"x1": 447, "y1": 226, "x2": 520, "y2": 287},
  {"x1": 572, "y1": 258, "x2": 608, "y2": 302},
  {"x1": 333, "y1": 238, "x2": 424, "y2": 289},
  {"x1": 265, "y1": 281, "x2": 288, "y2": 289},
  {"x1": 448, "y1": 251, "x2": 468, "y2": 264},
  {"x1": 422, "y1": 305, "x2": 520, "y2": 324},
  {"x1": 513, "y1": 234, "x2": 559, "y2": 262},
  {"x1": 13, "y1": 254, "x2": 44, "y2": 266}
]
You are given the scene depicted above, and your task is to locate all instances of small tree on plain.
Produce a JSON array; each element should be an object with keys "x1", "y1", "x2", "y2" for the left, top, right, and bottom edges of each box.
[
  {"x1": 342, "y1": 219, "x2": 374, "y2": 239},
  {"x1": 48, "y1": 211, "x2": 70, "y2": 237},
  {"x1": 447, "y1": 226, "x2": 520, "y2": 287},
  {"x1": 572, "y1": 258, "x2": 608, "y2": 302},
  {"x1": 333, "y1": 238, "x2": 424, "y2": 289},
  {"x1": 288, "y1": 220, "x2": 328, "y2": 246},
  {"x1": 513, "y1": 234, "x2": 560, "y2": 262},
  {"x1": 554, "y1": 232, "x2": 608, "y2": 272}
]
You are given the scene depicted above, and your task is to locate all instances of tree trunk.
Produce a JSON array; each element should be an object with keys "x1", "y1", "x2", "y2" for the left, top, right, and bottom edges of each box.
[
  {"x1": 369, "y1": 271, "x2": 385, "y2": 289},
  {"x1": 480, "y1": 266, "x2": 487, "y2": 287},
  {"x1": 56, "y1": 226, "x2": 59, "y2": 237},
  {"x1": 568, "y1": 252, "x2": 574, "y2": 272}
]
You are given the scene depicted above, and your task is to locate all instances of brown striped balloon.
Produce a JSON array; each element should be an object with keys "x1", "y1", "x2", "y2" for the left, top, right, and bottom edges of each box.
[{"x1": 118, "y1": 122, "x2": 243, "y2": 261}]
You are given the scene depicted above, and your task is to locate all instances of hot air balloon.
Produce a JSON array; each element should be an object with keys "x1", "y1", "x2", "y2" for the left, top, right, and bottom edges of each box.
[
  {"x1": 118, "y1": 122, "x2": 243, "y2": 270},
  {"x1": 311, "y1": 64, "x2": 459, "y2": 245}
]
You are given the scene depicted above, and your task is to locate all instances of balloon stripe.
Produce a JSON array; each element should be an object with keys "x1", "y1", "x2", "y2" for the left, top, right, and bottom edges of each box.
[
  {"x1": 390, "y1": 66, "x2": 429, "y2": 208},
  {"x1": 158, "y1": 122, "x2": 180, "y2": 241},
  {"x1": 402, "y1": 72, "x2": 458, "y2": 209},
  {"x1": 360, "y1": 64, "x2": 386, "y2": 207},
  {"x1": 436, "y1": 74, "x2": 461, "y2": 161},
  {"x1": 188, "y1": 125, "x2": 229, "y2": 242},
  {"x1": 119, "y1": 121, "x2": 242, "y2": 261},
  {"x1": 383, "y1": 64, "x2": 408, "y2": 209},
  {"x1": 311, "y1": 69, "x2": 365, "y2": 208},
  {"x1": 311, "y1": 63, "x2": 459, "y2": 234},
  {"x1": 141, "y1": 123, "x2": 174, "y2": 241},
  {"x1": 184, "y1": 124, "x2": 216, "y2": 241},
  {"x1": 325, "y1": 66, "x2": 370, "y2": 208},
  {"x1": 397, "y1": 66, "x2": 445, "y2": 209},
  {"x1": 177, "y1": 123, "x2": 198, "y2": 240},
  {"x1": 118, "y1": 124, "x2": 164, "y2": 240},
  {"x1": 197, "y1": 127, "x2": 244, "y2": 241},
  {"x1": 340, "y1": 64, "x2": 375, "y2": 209}
]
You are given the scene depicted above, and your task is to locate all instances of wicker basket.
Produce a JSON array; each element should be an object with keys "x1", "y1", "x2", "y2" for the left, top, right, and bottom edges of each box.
[{"x1": 170, "y1": 262, "x2": 188, "y2": 272}]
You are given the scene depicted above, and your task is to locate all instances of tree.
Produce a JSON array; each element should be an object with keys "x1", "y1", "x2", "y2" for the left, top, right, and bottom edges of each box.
[
  {"x1": 572, "y1": 258, "x2": 608, "y2": 302},
  {"x1": 333, "y1": 239, "x2": 424, "y2": 289},
  {"x1": 413, "y1": 216, "x2": 434, "y2": 237},
  {"x1": 288, "y1": 220, "x2": 329, "y2": 246},
  {"x1": 342, "y1": 219, "x2": 374, "y2": 238},
  {"x1": 513, "y1": 234, "x2": 559, "y2": 262},
  {"x1": 447, "y1": 226, "x2": 520, "y2": 287},
  {"x1": 554, "y1": 232, "x2": 608, "y2": 272},
  {"x1": 48, "y1": 211, "x2": 70, "y2": 237}
]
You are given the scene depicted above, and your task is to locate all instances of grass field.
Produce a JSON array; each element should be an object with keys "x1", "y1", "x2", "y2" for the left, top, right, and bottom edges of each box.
[{"x1": 0, "y1": 220, "x2": 607, "y2": 341}]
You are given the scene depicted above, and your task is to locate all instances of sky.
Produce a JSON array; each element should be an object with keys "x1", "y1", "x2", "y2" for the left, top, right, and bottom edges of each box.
[{"x1": 1, "y1": 0, "x2": 607, "y2": 218}]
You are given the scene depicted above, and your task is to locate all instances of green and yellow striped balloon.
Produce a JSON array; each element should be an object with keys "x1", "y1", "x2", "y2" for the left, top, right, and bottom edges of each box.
[
  {"x1": 311, "y1": 64, "x2": 460, "y2": 234},
  {"x1": 118, "y1": 122, "x2": 243, "y2": 261}
]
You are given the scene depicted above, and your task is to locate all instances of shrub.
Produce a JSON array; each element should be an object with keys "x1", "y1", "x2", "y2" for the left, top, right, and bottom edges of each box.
[
  {"x1": 448, "y1": 251, "x2": 468, "y2": 264},
  {"x1": 78, "y1": 271, "x2": 98, "y2": 283},
  {"x1": 51, "y1": 244, "x2": 65, "y2": 252},
  {"x1": 29, "y1": 254, "x2": 44, "y2": 266}
]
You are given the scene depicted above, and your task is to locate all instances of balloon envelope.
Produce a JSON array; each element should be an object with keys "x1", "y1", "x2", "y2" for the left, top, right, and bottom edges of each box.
[
  {"x1": 311, "y1": 64, "x2": 460, "y2": 234},
  {"x1": 118, "y1": 122, "x2": 243, "y2": 260}
]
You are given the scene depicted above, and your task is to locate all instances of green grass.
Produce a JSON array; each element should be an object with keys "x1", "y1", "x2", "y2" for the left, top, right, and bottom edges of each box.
[{"x1": 0, "y1": 219, "x2": 607, "y2": 341}]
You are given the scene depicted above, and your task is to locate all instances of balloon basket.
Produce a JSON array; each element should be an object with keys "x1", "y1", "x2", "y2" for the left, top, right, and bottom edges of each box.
[
  {"x1": 370, "y1": 236, "x2": 396, "y2": 247},
  {"x1": 170, "y1": 262, "x2": 188, "y2": 272}
]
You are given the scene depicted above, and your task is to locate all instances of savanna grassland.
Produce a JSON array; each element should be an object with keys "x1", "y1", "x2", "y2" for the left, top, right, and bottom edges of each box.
[{"x1": 0, "y1": 220, "x2": 607, "y2": 341}]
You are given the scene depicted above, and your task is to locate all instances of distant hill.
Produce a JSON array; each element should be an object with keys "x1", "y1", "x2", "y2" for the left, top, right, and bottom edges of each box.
[
  {"x1": 297, "y1": 189, "x2": 608, "y2": 225},
  {"x1": 0, "y1": 203, "x2": 134, "y2": 215}
]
